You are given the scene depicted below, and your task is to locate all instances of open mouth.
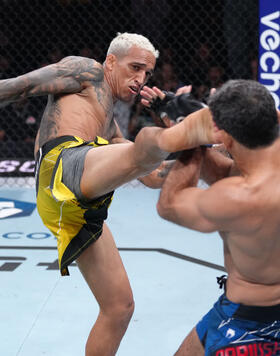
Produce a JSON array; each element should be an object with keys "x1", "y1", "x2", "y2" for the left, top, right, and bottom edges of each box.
[{"x1": 129, "y1": 86, "x2": 139, "y2": 95}]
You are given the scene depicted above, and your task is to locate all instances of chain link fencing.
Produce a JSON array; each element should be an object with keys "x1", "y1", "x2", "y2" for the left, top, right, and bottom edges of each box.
[{"x1": 0, "y1": 0, "x2": 258, "y2": 186}]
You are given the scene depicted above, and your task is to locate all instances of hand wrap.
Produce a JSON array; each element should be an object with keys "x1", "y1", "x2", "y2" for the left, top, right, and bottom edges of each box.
[
  {"x1": 149, "y1": 91, "x2": 175, "y2": 117},
  {"x1": 150, "y1": 91, "x2": 205, "y2": 122}
]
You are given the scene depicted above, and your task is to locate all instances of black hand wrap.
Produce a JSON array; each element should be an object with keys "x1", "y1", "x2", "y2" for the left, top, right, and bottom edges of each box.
[
  {"x1": 149, "y1": 91, "x2": 175, "y2": 117},
  {"x1": 150, "y1": 91, "x2": 205, "y2": 122}
]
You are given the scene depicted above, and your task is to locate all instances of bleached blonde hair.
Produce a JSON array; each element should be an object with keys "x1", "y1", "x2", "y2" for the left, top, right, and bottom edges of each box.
[{"x1": 107, "y1": 32, "x2": 159, "y2": 59}]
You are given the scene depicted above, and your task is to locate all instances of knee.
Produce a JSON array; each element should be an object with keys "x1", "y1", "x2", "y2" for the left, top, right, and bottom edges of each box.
[
  {"x1": 103, "y1": 298, "x2": 135, "y2": 328},
  {"x1": 113, "y1": 298, "x2": 135, "y2": 325}
]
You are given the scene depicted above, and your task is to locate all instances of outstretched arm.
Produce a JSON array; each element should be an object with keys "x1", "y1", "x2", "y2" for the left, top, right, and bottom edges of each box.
[{"x1": 0, "y1": 56, "x2": 104, "y2": 107}]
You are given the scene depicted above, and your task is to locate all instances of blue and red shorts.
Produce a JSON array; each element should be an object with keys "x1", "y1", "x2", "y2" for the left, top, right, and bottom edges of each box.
[{"x1": 196, "y1": 293, "x2": 280, "y2": 356}]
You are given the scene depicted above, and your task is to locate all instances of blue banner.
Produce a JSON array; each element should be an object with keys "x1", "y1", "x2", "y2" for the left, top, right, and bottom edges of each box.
[{"x1": 259, "y1": 1, "x2": 280, "y2": 109}]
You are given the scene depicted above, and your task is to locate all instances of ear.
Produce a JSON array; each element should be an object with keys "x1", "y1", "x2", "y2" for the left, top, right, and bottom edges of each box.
[
  {"x1": 219, "y1": 130, "x2": 233, "y2": 150},
  {"x1": 105, "y1": 54, "x2": 117, "y2": 71}
]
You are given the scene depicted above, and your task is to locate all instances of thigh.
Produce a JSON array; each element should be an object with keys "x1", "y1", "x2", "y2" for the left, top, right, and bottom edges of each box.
[
  {"x1": 174, "y1": 328, "x2": 204, "y2": 356},
  {"x1": 80, "y1": 141, "x2": 156, "y2": 200},
  {"x1": 76, "y1": 222, "x2": 133, "y2": 308}
]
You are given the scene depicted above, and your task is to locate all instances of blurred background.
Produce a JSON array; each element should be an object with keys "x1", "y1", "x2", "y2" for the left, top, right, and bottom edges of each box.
[{"x1": 0, "y1": 0, "x2": 259, "y2": 185}]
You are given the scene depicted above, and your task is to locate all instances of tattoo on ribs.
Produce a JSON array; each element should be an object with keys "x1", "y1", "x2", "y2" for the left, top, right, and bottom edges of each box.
[
  {"x1": 38, "y1": 99, "x2": 61, "y2": 146},
  {"x1": 94, "y1": 80, "x2": 114, "y2": 119}
]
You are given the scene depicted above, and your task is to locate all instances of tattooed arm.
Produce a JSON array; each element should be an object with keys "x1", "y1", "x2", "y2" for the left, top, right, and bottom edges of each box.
[
  {"x1": 138, "y1": 160, "x2": 175, "y2": 188},
  {"x1": 0, "y1": 56, "x2": 104, "y2": 107}
]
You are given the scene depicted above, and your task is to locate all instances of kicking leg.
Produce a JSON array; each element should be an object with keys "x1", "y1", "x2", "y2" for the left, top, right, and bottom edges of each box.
[
  {"x1": 76, "y1": 223, "x2": 134, "y2": 356},
  {"x1": 174, "y1": 328, "x2": 204, "y2": 356},
  {"x1": 80, "y1": 127, "x2": 169, "y2": 199}
]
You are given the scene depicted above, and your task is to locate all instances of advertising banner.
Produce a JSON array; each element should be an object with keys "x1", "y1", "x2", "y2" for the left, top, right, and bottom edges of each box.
[{"x1": 259, "y1": 0, "x2": 280, "y2": 109}]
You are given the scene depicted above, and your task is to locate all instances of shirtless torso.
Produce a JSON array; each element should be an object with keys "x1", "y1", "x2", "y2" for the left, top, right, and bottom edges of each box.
[
  {"x1": 33, "y1": 57, "x2": 115, "y2": 156},
  {"x1": 154, "y1": 79, "x2": 280, "y2": 355},
  {"x1": 220, "y1": 142, "x2": 280, "y2": 306},
  {"x1": 0, "y1": 34, "x2": 171, "y2": 356}
]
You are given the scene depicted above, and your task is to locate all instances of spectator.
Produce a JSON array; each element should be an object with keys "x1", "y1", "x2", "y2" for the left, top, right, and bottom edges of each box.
[
  {"x1": 206, "y1": 64, "x2": 225, "y2": 89},
  {"x1": 187, "y1": 42, "x2": 212, "y2": 86},
  {"x1": 47, "y1": 47, "x2": 64, "y2": 64},
  {"x1": 0, "y1": 98, "x2": 40, "y2": 143},
  {"x1": 131, "y1": 0, "x2": 171, "y2": 44},
  {"x1": 0, "y1": 55, "x2": 12, "y2": 79},
  {"x1": 223, "y1": 0, "x2": 258, "y2": 79},
  {"x1": 250, "y1": 57, "x2": 258, "y2": 81},
  {"x1": 154, "y1": 62, "x2": 185, "y2": 92},
  {"x1": 195, "y1": 84, "x2": 210, "y2": 102}
]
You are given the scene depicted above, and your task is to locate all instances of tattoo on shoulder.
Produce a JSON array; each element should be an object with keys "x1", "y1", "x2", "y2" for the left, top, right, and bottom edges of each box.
[
  {"x1": 58, "y1": 56, "x2": 104, "y2": 83},
  {"x1": 61, "y1": 57, "x2": 113, "y2": 118},
  {"x1": 0, "y1": 56, "x2": 105, "y2": 106}
]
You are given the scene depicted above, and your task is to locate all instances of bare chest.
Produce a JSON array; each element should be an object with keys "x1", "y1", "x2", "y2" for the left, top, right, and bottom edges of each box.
[{"x1": 39, "y1": 86, "x2": 115, "y2": 145}]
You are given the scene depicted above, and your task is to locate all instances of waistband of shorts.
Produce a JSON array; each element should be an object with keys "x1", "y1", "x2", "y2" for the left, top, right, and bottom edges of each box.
[
  {"x1": 233, "y1": 303, "x2": 280, "y2": 322},
  {"x1": 36, "y1": 135, "x2": 78, "y2": 162},
  {"x1": 220, "y1": 294, "x2": 280, "y2": 322}
]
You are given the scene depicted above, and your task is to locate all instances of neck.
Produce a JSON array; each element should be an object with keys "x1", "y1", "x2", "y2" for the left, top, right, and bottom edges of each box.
[
  {"x1": 104, "y1": 69, "x2": 117, "y2": 103},
  {"x1": 230, "y1": 139, "x2": 280, "y2": 177}
]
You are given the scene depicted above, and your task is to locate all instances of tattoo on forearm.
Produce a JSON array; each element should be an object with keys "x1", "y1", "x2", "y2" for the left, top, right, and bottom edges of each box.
[{"x1": 157, "y1": 161, "x2": 175, "y2": 178}]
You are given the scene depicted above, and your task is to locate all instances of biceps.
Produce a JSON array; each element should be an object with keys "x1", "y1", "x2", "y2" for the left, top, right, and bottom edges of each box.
[
  {"x1": 157, "y1": 188, "x2": 217, "y2": 232},
  {"x1": 27, "y1": 76, "x2": 83, "y2": 96},
  {"x1": 18, "y1": 56, "x2": 102, "y2": 97},
  {"x1": 12, "y1": 63, "x2": 82, "y2": 98}
]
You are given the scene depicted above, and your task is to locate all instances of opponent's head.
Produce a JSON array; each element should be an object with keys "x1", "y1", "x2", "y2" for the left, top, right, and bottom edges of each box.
[
  {"x1": 208, "y1": 79, "x2": 279, "y2": 149},
  {"x1": 105, "y1": 32, "x2": 159, "y2": 102}
]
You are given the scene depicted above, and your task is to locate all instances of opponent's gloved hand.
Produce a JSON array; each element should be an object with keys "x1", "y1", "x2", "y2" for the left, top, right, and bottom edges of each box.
[{"x1": 150, "y1": 92, "x2": 205, "y2": 122}]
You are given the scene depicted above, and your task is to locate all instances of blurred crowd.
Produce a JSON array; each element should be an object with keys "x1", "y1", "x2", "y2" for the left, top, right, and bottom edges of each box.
[
  {"x1": 0, "y1": 41, "x2": 259, "y2": 157},
  {"x1": 0, "y1": 0, "x2": 258, "y2": 158}
]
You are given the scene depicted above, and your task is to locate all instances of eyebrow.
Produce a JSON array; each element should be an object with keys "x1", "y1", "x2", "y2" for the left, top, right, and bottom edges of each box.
[{"x1": 132, "y1": 62, "x2": 154, "y2": 76}]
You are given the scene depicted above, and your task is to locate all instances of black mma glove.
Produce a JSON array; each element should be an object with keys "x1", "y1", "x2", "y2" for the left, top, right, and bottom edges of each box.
[
  {"x1": 150, "y1": 91, "x2": 205, "y2": 122},
  {"x1": 150, "y1": 90, "x2": 175, "y2": 117}
]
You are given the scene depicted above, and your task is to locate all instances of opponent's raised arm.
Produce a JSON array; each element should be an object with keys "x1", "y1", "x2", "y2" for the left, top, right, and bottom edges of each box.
[
  {"x1": 156, "y1": 148, "x2": 214, "y2": 230},
  {"x1": 200, "y1": 145, "x2": 239, "y2": 185},
  {"x1": 0, "y1": 56, "x2": 104, "y2": 107},
  {"x1": 157, "y1": 148, "x2": 242, "y2": 232}
]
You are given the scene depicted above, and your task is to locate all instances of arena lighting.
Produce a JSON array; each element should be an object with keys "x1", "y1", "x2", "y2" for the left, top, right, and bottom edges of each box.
[{"x1": 259, "y1": 0, "x2": 280, "y2": 109}]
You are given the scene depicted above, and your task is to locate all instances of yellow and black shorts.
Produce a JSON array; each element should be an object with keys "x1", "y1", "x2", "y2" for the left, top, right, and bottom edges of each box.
[{"x1": 35, "y1": 135, "x2": 114, "y2": 276}]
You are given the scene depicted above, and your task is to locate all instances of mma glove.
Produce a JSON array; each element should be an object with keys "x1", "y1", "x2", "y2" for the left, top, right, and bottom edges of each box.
[{"x1": 150, "y1": 91, "x2": 206, "y2": 122}]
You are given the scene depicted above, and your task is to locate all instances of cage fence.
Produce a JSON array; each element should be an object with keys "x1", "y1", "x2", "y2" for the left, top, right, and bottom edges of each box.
[{"x1": 0, "y1": 0, "x2": 258, "y2": 187}]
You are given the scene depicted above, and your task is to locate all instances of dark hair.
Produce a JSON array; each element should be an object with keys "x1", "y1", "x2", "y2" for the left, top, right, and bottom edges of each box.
[{"x1": 208, "y1": 80, "x2": 279, "y2": 149}]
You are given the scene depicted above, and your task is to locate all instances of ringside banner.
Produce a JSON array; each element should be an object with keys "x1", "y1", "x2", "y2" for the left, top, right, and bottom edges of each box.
[
  {"x1": 0, "y1": 159, "x2": 35, "y2": 176},
  {"x1": 259, "y1": 0, "x2": 280, "y2": 109}
]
